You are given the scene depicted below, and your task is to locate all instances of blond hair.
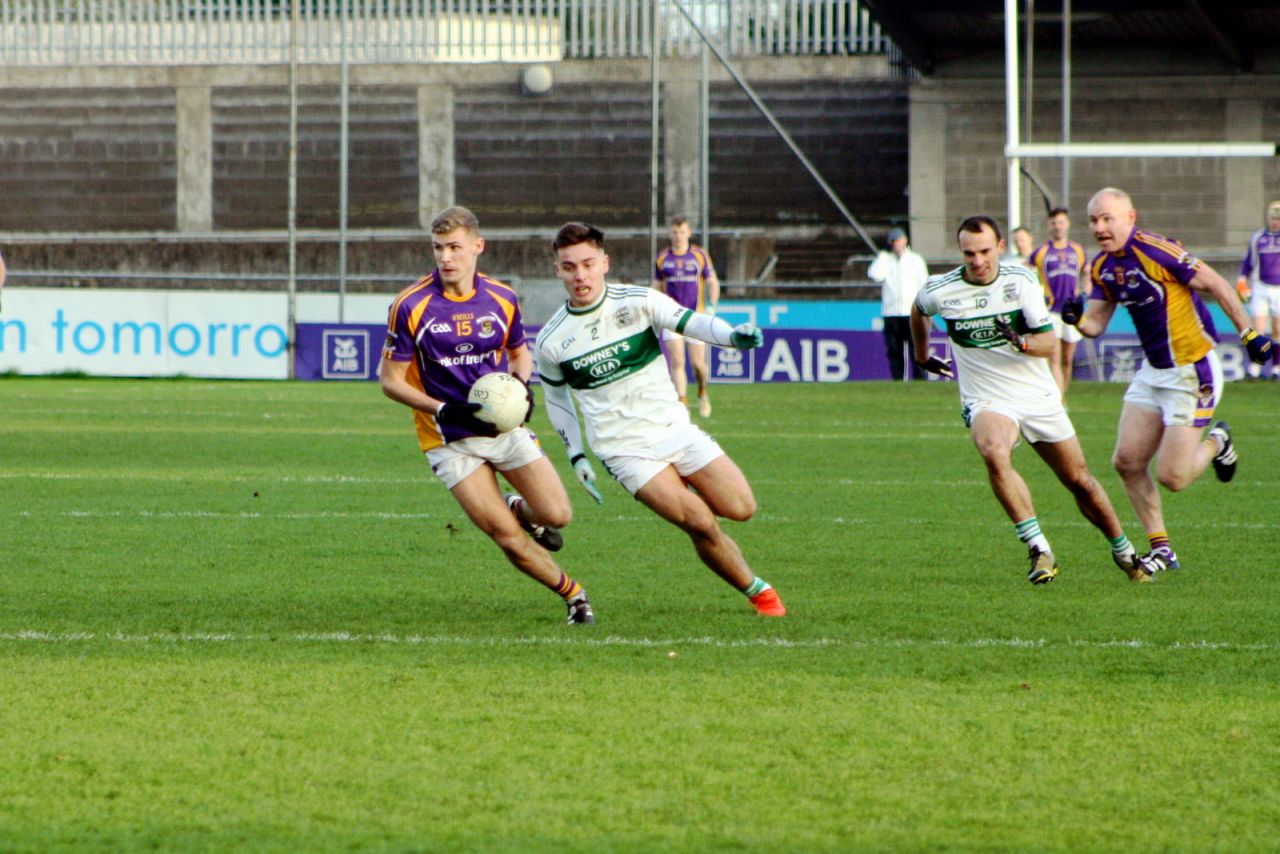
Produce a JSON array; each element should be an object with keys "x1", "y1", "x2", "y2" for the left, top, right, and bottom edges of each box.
[{"x1": 430, "y1": 206, "x2": 480, "y2": 236}]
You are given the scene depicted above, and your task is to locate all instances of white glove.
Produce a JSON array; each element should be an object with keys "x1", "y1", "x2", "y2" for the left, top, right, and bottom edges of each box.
[{"x1": 571, "y1": 454, "x2": 604, "y2": 504}]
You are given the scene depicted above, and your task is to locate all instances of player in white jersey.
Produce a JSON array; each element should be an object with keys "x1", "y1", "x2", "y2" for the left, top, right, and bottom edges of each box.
[
  {"x1": 535, "y1": 222, "x2": 786, "y2": 617},
  {"x1": 911, "y1": 215, "x2": 1161, "y2": 585}
]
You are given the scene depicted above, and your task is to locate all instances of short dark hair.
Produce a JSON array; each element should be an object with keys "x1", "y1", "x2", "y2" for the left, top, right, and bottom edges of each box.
[
  {"x1": 1048, "y1": 207, "x2": 1070, "y2": 219},
  {"x1": 957, "y1": 215, "x2": 1002, "y2": 243},
  {"x1": 552, "y1": 222, "x2": 606, "y2": 252},
  {"x1": 670, "y1": 215, "x2": 689, "y2": 227}
]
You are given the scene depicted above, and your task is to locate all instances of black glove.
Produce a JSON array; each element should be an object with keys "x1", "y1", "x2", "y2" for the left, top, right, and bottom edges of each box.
[
  {"x1": 1060, "y1": 296, "x2": 1084, "y2": 326},
  {"x1": 518, "y1": 377, "x2": 535, "y2": 424},
  {"x1": 435, "y1": 402, "x2": 499, "y2": 437},
  {"x1": 1242, "y1": 328, "x2": 1276, "y2": 365},
  {"x1": 993, "y1": 316, "x2": 1027, "y2": 352},
  {"x1": 914, "y1": 356, "x2": 954, "y2": 378}
]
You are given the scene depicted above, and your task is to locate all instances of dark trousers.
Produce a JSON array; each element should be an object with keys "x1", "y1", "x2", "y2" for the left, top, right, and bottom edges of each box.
[{"x1": 882, "y1": 315, "x2": 921, "y2": 381}]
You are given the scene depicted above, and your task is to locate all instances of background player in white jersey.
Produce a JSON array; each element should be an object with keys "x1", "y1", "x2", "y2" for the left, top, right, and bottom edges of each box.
[
  {"x1": 910, "y1": 215, "x2": 1159, "y2": 584},
  {"x1": 536, "y1": 222, "x2": 785, "y2": 617}
]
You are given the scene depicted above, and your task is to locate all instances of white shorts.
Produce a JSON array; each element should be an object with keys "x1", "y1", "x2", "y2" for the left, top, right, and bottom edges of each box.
[
  {"x1": 599, "y1": 425, "x2": 725, "y2": 494},
  {"x1": 1248, "y1": 282, "x2": 1280, "y2": 319},
  {"x1": 963, "y1": 399, "x2": 1076, "y2": 445},
  {"x1": 1050, "y1": 311, "x2": 1083, "y2": 344},
  {"x1": 1123, "y1": 351, "x2": 1222, "y2": 428},
  {"x1": 425, "y1": 427, "x2": 546, "y2": 490}
]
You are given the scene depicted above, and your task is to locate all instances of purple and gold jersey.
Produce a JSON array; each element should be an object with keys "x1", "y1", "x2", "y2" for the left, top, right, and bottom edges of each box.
[
  {"x1": 654, "y1": 245, "x2": 715, "y2": 310},
  {"x1": 1239, "y1": 229, "x2": 1280, "y2": 286},
  {"x1": 1089, "y1": 229, "x2": 1217, "y2": 370},
  {"x1": 1029, "y1": 240, "x2": 1086, "y2": 312},
  {"x1": 383, "y1": 271, "x2": 524, "y2": 451}
]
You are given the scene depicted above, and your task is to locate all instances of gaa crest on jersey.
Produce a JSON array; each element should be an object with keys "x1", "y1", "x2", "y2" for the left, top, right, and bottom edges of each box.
[{"x1": 614, "y1": 306, "x2": 634, "y2": 327}]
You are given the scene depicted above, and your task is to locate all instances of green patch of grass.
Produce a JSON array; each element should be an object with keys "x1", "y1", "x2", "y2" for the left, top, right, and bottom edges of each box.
[{"x1": 1, "y1": 378, "x2": 1277, "y2": 850}]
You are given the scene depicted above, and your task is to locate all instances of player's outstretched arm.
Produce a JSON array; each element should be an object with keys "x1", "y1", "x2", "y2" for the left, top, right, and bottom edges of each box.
[
  {"x1": 1189, "y1": 264, "x2": 1276, "y2": 362},
  {"x1": 541, "y1": 382, "x2": 603, "y2": 504},
  {"x1": 679, "y1": 312, "x2": 763, "y2": 349}
]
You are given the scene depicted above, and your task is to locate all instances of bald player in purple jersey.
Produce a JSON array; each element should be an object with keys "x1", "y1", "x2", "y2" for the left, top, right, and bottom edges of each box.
[
  {"x1": 1235, "y1": 200, "x2": 1280, "y2": 379},
  {"x1": 1060, "y1": 188, "x2": 1275, "y2": 571},
  {"x1": 654, "y1": 216, "x2": 720, "y2": 417},
  {"x1": 1028, "y1": 207, "x2": 1088, "y2": 395},
  {"x1": 380, "y1": 206, "x2": 595, "y2": 625}
]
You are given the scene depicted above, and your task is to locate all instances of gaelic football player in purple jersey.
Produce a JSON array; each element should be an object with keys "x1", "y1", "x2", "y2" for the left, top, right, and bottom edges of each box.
[
  {"x1": 653, "y1": 216, "x2": 720, "y2": 417},
  {"x1": 380, "y1": 206, "x2": 594, "y2": 624},
  {"x1": 1235, "y1": 200, "x2": 1280, "y2": 379},
  {"x1": 1028, "y1": 208, "x2": 1088, "y2": 395},
  {"x1": 1061, "y1": 188, "x2": 1275, "y2": 571}
]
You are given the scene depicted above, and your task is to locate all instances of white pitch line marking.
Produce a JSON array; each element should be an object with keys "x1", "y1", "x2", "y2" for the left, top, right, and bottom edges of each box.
[{"x1": 0, "y1": 631, "x2": 1272, "y2": 652}]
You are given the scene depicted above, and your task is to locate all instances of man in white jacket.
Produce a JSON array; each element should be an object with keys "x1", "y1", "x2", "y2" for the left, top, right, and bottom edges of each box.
[{"x1": 868, "y1": 227, "x2": 930, "y2": 380}]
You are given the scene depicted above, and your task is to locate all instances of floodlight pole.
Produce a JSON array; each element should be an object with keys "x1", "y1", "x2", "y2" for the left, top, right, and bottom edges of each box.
[
  {"x1": 339, "y1": 3, "x2": 350, "y2": 323},
  {"x1": 649, "y1": 0, "x2": 661, "y2": 268},
  {"x1": 1005, "y1": 0, "x2": 1022, "y2": 234},
  {"x1": 699, "y1": 43, "x2": 709, "y2": 251},
  {"x1": 1061, "y1": 0, "x2": 1071, "y2": 206},
  {"x1": 287, "y1": 0, "x2": 300, "y2": 379}
]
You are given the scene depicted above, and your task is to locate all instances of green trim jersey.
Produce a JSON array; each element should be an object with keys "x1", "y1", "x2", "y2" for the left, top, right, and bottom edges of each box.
[
  {"x1": 915, "y1": 263, "x2": 1058, "y2": 410},
  {"x1": 535, "y1": 285, "x2": 694, "y2": 459}
]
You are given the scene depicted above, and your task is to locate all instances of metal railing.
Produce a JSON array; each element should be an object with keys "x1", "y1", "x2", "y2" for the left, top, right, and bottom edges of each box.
[{"x1": 0, "y1": 0, "x2": 888, "y2": 66}]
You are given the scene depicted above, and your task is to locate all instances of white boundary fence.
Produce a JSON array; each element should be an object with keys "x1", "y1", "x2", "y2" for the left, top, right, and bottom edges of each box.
[{"x1": 0, "y1": 0, "x2": 887, "y2": 65}]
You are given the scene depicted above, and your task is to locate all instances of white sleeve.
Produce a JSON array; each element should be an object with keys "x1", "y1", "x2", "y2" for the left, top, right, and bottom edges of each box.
[
  {"x1": 644, "y1": 287, "x2": 693, "y2": 332},
  {"x1": 1018, "y1": 269, "x2": 1053, "y2": 330},
  {"x1": 914, "y1": 275, "x2": 941, "y2": 315},
  {"x1": 534, "y1": 334, "x2": 585, "y2": 459},
  {"x1": 867, "y1": 251, "x2": 888, "y2": 284},
  {"x1": 541, "y1": 381, "x2": 586, "y2": 460},
  {"x1": 679, "y1": 312, "x2": 738, "y2": 347}
]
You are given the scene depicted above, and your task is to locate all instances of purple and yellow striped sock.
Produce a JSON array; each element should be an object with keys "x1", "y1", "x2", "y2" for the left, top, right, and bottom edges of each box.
[
  {"x1": 1148, "y1": 531, "x2": 1171, "y2": 554},
  {"x1": 552, "y1": 572, "x2": 583, "y2": 601}
]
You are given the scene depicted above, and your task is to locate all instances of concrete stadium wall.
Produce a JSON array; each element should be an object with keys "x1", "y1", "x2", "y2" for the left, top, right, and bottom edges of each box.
[
  {"x1": 0, "y1": 56, "x2": 899, "y2": 283},
  {"x1": 908, "y1": 76, "x2": 1280, "y2": 266}
]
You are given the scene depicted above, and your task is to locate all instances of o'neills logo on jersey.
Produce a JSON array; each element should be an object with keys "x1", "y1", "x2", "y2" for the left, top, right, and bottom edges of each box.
[{"x1": 571, "y1": 341, "x2": 631, "y2": 372}]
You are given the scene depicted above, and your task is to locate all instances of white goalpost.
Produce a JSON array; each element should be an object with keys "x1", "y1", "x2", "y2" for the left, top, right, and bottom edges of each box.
[{"x1": 1001, "y1": 0, "x2": 1276, "y2": 231}]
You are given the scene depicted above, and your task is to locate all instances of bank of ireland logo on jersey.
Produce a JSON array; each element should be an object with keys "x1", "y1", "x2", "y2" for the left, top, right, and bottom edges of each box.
[{"x1": 322, "y1": 329, "x2": 370, "y2": 379}]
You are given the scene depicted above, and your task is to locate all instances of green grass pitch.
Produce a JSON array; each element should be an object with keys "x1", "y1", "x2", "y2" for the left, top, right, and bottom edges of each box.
[{"x1": 1, "y1": 377, "x2": 1278, "y2": 851}]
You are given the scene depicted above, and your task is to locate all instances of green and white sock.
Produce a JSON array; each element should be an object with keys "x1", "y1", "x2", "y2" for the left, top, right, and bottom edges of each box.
[
  {"x1": 1108, "y1": 533, "x2": 1135, "y2": 558},
  {"x1": 1014, "y1": 517, "x2": 1051, "y2": 554},
  {"x1": 744, "y1": 577, "x2": 771, "y2": 598}
]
